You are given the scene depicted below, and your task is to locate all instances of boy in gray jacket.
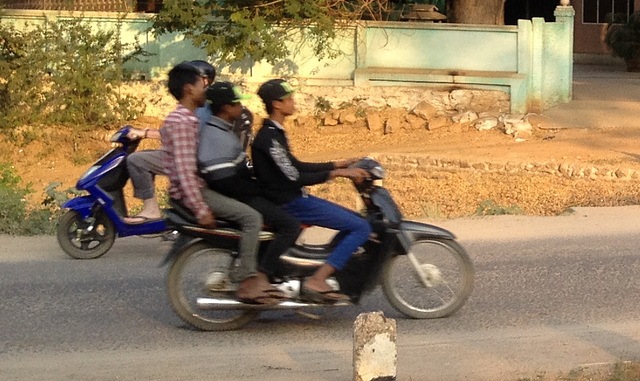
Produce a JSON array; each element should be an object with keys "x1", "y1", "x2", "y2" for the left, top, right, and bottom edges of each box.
[{"x1": 199, "y1": 82, "x2": 301, "y2": 288}]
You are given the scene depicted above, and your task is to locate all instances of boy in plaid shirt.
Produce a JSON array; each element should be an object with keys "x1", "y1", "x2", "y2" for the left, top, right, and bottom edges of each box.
[{"x1": 161, "y1": 62, "x2": 283, "y2": 304}]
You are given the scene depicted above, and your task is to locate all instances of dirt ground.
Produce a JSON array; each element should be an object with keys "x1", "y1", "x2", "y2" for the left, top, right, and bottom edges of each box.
[{"x1": 3, "y1": 108, "x2": 640, "y2": 219}]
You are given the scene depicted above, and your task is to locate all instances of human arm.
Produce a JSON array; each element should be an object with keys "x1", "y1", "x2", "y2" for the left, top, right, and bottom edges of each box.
[
  {"x1": 266, "y1": 137, "x2": 332, "y2": 187},
  {"x1": 168, "y1": 118, "x2": 216, "y2": 227},
  {"x1": 281, "y1": 148, "x2": 366, "y2": 183},
  {"x1": 333, "y1": 157, "x2": 361, "y2": 169},
  {"x1": 127, "y1": 127, "x2": 161, "y2": 140}
]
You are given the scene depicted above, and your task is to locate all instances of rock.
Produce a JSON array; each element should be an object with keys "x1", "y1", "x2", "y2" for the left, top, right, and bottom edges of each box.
[
  {"x1": 353, "y1": 312, "x2": 397, "y2": 381},
  {"x1": 452, "y1": 110, "x2": 478, "y2": 124},
  {"x1": 427, "y1": 116, "x2": 450, "y2": 131},
  {"x1": 411, "y1": 101, "x2": 438, "y2": 121},
  {"x1": 449, "y1": 89, "x2": 473, "y2": 111},
  {"x1": 502, "y1": 114, "x2": 526, "y2": 125},
  {"x1": 384, "y1": 119, "x2": 395, "y2": 134},
  {"x1": 513, "y1": 127, "x2": 533, "y2": 140},
  {"x1": 366, "y1": 112, "x2": 384, "y2": 134},
  {"x1": 475, "y1": 117, "x2": 499, "y2": 131},
  {"x1": 323, "y1": 115, "x2": 339, "y2": 126},
  {"x1": 504, "y1": 116, "x2": 533, "y2": 138},
  {"x1": 339, "y1": 111, "x2": 358, "y2": 124},
  {"x1": 405, "y1": 114, "x2": 426, "y2": 130}
]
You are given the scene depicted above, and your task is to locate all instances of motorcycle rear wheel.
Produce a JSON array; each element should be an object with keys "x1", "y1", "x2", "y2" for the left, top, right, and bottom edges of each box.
[
  {"x1": 166, "y1": 241, "x2": 259, "y2": 331},
  {"x1": 57, "y1": 210, "x2": 116, "y2": 259},
  {"x1": 382, "y1": 238, "x2": 474, "y2": 319}
]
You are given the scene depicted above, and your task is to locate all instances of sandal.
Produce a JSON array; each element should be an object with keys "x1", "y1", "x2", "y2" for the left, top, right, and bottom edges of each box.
[
  {"x1": 300, "y1": 286, "x2": 350, "y2": 304},
  {"x1": 124, "y1": 215, "x2": 162, "y2": 225},
  {"x1": 263, "y1": 287, "x2": 287, "y2": 299},
  {"x1": 238, "y1": 292, "x2": 279, "y2": 305}
]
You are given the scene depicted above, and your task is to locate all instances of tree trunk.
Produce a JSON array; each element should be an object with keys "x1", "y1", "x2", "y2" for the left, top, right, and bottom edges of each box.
[{"x1": 451, "y1": 0, "x2": 506, "y2": 25}]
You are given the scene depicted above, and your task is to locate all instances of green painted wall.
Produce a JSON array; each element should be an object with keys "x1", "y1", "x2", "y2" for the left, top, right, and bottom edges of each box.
[{"x1": 0, "y1": 7, "x2": 575, "y2": 113}]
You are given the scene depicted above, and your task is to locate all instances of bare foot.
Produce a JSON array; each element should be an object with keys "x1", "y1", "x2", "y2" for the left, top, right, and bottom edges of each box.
[
  {"x1": 236, "y1": 276, "x2": 278, "y2": 305},
  {"x1": 123, "y1": 214, "x2": 162, "y2": 224}
]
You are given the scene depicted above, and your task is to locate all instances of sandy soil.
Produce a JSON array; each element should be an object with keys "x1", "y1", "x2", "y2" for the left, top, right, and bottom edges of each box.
[{"x1": 3, "y1": 110, "x2": 640, "y2": 219}]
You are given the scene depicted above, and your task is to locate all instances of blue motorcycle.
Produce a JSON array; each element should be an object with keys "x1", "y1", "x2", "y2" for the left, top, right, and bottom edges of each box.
[{"x1": 57, "y1": 125, "x2": 172, "y2": 259}]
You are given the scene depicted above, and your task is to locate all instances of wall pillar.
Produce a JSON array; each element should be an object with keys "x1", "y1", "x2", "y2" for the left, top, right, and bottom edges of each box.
[{"x1": 554, "y1": 5, "x2": 575, "y2": 102}]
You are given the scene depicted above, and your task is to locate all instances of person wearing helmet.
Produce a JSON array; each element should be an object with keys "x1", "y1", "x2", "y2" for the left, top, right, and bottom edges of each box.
[
  {"x1": 124, "y1": 59, "x2": 256, "y2": 223},
  {"x1": 123, "y1": 60, "x2": 217, "y2": 224},
  {"x1": 160, "y1": 62, "x2": 275, "y2": 304},
  {"x1": 192, "y1": 60, "x2": 255, "y2": 150}
]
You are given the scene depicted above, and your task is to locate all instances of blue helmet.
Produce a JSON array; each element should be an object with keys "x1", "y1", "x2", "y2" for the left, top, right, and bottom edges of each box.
[{"x1": 189, "y1": 60, "x2": 216, "y2": 84}]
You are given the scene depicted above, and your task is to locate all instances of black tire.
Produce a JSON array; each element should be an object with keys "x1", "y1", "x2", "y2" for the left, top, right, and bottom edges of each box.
[
  {"x1": 166, "y1": 241, "x2": 258, "y2": 331},
  {"x1": 56, "y1": 210, "x2": 116, "y2": 259},
  {"x1": 382, "y1": 238, "x2": 474, "y2": 319}
]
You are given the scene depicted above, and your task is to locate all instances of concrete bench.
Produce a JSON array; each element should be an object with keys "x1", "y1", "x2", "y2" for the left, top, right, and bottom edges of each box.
[{"x1": 353, "y1": 67, "x2": 528, "y2": 113}]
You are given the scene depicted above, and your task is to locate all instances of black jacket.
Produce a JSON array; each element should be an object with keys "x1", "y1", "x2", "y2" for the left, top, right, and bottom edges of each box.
[{"x1": 251, "y1": 119, "x2": 334, "y2": 204}]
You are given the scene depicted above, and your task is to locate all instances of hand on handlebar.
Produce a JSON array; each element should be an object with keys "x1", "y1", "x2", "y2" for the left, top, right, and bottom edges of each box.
[
  {"x1": 126, "y1": 128, "x2": 144, "y2": 140},
  {"x1": 331, "y1": 168, "x2": 370, "y2": 183}
]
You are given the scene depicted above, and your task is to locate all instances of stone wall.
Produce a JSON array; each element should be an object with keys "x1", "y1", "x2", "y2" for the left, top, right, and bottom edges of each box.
[{"x1": 375, "y1": 154, "x2": 640, "y2": 181}]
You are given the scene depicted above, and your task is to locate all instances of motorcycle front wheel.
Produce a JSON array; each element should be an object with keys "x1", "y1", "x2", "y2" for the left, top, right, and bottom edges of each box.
[
  {"x1": 166, "y1": 241, "x2": 259, "y2": 331},
  {"x1": 57, "y1": 210, "x2": 116, "y2": 259},
  {"x1": 382, "y1": 238, "x2": 474, "y2": 319}
]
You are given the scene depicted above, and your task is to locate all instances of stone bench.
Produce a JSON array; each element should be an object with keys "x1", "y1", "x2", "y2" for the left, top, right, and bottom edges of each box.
[{"x1": 353, "y1": 67, "x2": 528, "y2": 113}]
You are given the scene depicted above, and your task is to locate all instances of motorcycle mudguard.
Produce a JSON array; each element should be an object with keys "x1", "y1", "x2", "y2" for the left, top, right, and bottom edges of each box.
[
  {"x1": 159, "y1": 235, "x2": 201, "y2": 267},
  {"x1": 61, "y1": 196, "x2": 96, "y2": 218},
  {"x1": 400, "y1": 220, "x2": 456, "y2": 240},
  {"x1": 370, "y1": 187, "x2": 403, "y2": 225}
]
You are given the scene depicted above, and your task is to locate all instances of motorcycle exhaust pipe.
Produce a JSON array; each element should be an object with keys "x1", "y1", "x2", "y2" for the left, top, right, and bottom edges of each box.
[{"x1": 196, "y1": 297, "x2": 350, "y2": 310}]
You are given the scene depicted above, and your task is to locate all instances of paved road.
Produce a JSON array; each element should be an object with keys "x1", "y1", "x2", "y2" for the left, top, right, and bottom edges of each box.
[
  {"x1": 1, "y1": 206, "x2": 640, "y2": 380},
  {"x1": 543, "y1": 64, "x2": 640, "y2": 129}
]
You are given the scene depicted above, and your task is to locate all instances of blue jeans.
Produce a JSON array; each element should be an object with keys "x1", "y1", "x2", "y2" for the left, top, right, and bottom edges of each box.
[{"x1": 283, "y1": 195, "x2": 371, "y2": 270}]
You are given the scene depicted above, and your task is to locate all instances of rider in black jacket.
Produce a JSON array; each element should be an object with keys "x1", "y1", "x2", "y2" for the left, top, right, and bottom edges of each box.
[
  {"x1": 252, "y1": 79, "x2": 371, "y2": 303},
  {"x1": 200, "y1": 82, "x2": 301, "y2": 296}
]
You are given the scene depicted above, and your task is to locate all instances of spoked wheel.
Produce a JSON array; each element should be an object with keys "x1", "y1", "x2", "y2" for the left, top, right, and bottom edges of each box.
[
  {"x1": 382, "y1": 238, "x2": 474, "y2": 319},
  {"x1": 166, "y1": 241, "x2": 258, "y2": 331},
  {"x1": 57, "y1": 210, "x2": 116, "y2": 259}
]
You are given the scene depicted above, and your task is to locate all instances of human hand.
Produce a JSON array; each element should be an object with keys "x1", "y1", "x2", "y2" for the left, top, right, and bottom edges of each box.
[
  {"x1": 126, "y1": 128, "x2": 144, "y2": 140},
  {"x1": 333, "y1": 157, "x2": 361, "y2": 169},
  {"x1": 332, "y1": 168, "x2": 369, "y2": 183},
  {"x1": 198, "y1": 211, "x2": 216, "y2": 228}
]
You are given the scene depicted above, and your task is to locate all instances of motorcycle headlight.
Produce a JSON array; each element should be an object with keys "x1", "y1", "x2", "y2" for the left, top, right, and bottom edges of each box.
[
  {"x1": 79, "y1": 165, "x2": 100, "y2": 181},
  {"x1": 370, "y1": 166, "x2": 386, "y2": 179},
  {"x1": 110, "y1": 131, "x2": 123, "y2": 142}
]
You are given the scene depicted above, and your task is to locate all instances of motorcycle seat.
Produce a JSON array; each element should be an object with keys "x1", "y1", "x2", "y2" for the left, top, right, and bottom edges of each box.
[{"x1": 167, "y1": 198, "x2": 238, "y2": 229}]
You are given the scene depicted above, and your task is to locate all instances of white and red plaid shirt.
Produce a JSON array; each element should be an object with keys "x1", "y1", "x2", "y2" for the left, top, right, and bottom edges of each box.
[{"x1": 160, "y1": 104, "x2": 209, "y2": 220}]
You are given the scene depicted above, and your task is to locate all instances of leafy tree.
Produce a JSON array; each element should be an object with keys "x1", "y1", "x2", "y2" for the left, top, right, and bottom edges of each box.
[
  {"x1": 450, "y1": 0, "x2": 506, "y2": 24},
  {"x1": 153, "y1": 0, "x2": 393, "y2": 65},
  {"x1": 0, "y1": 15, "x2": 145, "y2": 131},
  {"x1": 153, "y1": 0, "x2": 510, "y2": 67}
]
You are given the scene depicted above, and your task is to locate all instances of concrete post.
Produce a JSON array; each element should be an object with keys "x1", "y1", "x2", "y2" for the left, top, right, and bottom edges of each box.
[
  {"x1": 353, "y1": 311, "x2": 397, "y2": 381},
  {"x1": 554, "y1": 5, "x2": 576, "y2": 102}
]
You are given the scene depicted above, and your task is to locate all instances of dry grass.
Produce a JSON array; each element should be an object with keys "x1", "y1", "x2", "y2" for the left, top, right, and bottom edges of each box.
[{"x1": 517, "y1": 362, "x2": 640, "y2": 381}]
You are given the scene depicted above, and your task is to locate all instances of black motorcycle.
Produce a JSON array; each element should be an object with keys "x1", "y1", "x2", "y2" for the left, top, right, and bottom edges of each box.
[{"x1": 162, "y1": 158, "x2": 474, "y2": 331}]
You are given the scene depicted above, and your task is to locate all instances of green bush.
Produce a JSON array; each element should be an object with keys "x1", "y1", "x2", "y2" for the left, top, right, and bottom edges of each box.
[
  {"x1": 0, "y1": 163, "x2": 75, "y2": 235},
  {"x1": 0, "y1": 15, "x2": 146, "y2": 131},
  {"x1": 475, "y1": 199, "x2": 524, "y2": 216}
]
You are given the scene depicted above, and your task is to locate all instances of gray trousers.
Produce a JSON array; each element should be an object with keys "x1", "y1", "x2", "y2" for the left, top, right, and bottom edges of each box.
[
  {"x1": 127, "y1": 150, "x2": 166, "y2": 200},
  {"x1": 200, "y1": 187, "x2": 262, "y2": 280}
]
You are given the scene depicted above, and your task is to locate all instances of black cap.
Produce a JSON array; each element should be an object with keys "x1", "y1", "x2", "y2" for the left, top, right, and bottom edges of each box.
[
  {"x1": 257, "y1": 79, "x2": 296, "y2": 105},
  {"x1": 206, "y1": 82, "x2": 252, "y2": 107}
]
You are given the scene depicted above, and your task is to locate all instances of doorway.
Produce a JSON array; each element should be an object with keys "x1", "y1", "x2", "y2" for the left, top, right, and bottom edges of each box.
[{"x1": 504, "y1": 0, "x2": 558, "y2": 25}]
